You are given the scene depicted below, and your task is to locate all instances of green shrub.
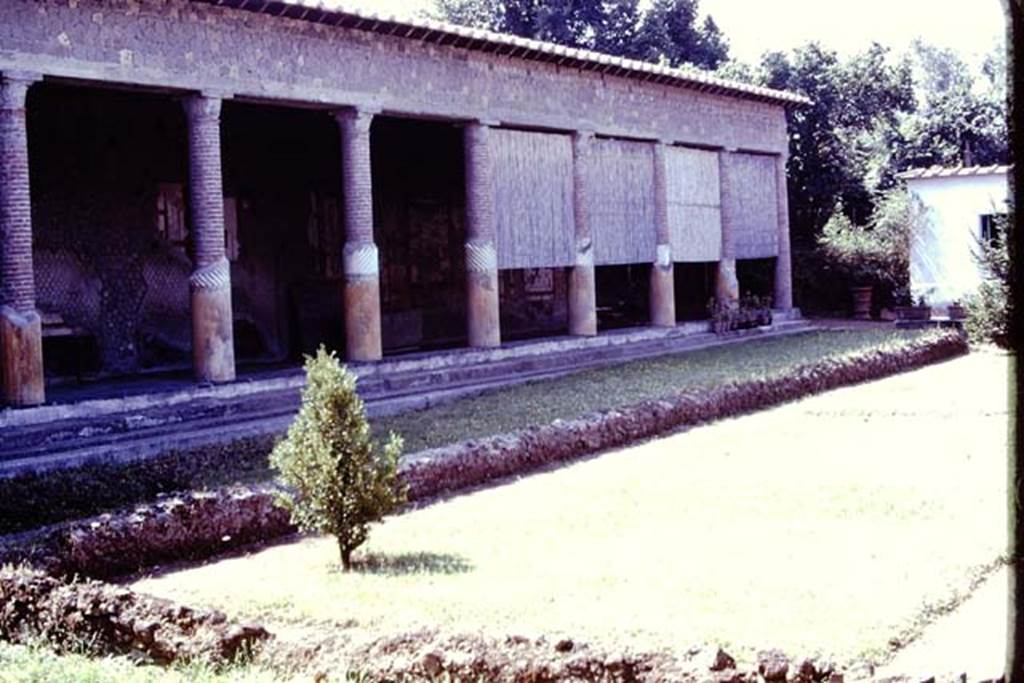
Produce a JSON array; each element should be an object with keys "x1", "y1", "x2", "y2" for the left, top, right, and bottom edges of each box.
[
  {"x1": 964, "y1": 216, "x2": 1009, "y2": 346},
  {"x1": 817, "y1": 191, "x2": 919, "y2": 290},
  {"x1": 270, "y1": 346, "x2": 405, "y2": 570}
]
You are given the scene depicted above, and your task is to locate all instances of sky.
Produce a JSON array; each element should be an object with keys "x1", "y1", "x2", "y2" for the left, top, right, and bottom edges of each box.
[{"x1": 332, "y1": 0, "x2": 1007, "y2": 66}]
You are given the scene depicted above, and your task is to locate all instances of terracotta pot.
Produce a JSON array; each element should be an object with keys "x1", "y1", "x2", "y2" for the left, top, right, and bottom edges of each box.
[
  {"x1": 947, "y1": 304, "x2": 966, "y2": 320},
  {"x1": 850, "y1": 286, "x2": 873, "y2": 320},
  {"x1": 896, "y1": 305, "x2": 931, "y2": 321}
]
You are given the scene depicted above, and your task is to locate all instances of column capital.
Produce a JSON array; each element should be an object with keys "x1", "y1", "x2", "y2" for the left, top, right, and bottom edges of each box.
[
  {"x1": 466, "y1": 118, "x2": 500, "y2": 129},
  {"x1": 182, "y1": 92, "x2": 225, "y2": 122},
  {"x1": 333, "y1": 106, "x2": 378, "y2": 133},
  {"x1": 333, "y1": 105, "x2": 379, "y2": 120},
  {"x1": 0, "y1": 72, "x2": 41, "y2": 112},
  {"x1": 721, "y1": 146, "x2": 739, "y2": 154}
]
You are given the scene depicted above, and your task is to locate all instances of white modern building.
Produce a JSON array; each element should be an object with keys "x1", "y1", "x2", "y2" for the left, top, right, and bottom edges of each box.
[{"x1": 900, "y1": 165, "x2": 1010, "y2": 308}]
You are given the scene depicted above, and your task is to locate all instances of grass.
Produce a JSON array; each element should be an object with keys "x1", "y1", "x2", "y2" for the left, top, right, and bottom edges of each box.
[
  {"x1": 1, "y1": 329, "x2": 935, "y2": 537},
  {"x1": 373, "y1": 328, "x2": 933, "y2": 453},
  {"x1": 0, "y1": 641, "x2": 275, "y2": 683},
  {"x1": 130, "y1": 349, "x2": 1008, "y2": 672},
  {"x1": 0, "y1": 641, "x2": 386, "y2": 683}
]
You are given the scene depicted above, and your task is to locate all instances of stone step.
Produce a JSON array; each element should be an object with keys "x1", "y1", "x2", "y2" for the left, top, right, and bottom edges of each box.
[{"x1": 0, "y1": 319, "x2": 813, "y2": 474}]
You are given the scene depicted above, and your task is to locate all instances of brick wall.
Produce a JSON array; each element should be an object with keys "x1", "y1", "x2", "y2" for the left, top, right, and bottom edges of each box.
[{"x1": 0, "y1": 0, "x2": 788, "y2": 154}]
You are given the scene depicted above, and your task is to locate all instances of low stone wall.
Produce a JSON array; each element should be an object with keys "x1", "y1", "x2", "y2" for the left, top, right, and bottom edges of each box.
[
  {"x1": 1, "y1": 331, "x2": 967, "y2": 581},
  {"x1": 0, "y1": 564, "x2": 269, "y2": 665},
  {"x1": 0, "y1": 486, "x2": 294, "y2": 580},
  {"x1": 402, "y1": 330, "x2": 968, "y2": 499}
]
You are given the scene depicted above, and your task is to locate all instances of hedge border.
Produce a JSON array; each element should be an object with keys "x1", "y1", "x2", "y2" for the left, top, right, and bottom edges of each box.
[{"x1": 1, "y1": 331, "x2": 967, "y2": 581}]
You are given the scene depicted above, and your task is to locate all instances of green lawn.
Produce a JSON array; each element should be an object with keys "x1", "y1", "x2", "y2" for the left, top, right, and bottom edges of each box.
[
  {"x1": 130, "y1": 350, "x2": 1008, "y2": 675},
  {"x1": 0, "y1": 641, "x2": 277, "y2": 683},
  {"x1": 0, "y1": 329, "x2": 936, "y2": 537},
  {"x1": 372, "y1": 328, "x2": 933, "y2": 453}
]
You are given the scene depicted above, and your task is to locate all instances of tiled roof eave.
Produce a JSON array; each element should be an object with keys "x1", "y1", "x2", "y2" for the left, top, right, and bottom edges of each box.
[{"x1": 189, "y1": 0, "x2": 812, "y2": 107}]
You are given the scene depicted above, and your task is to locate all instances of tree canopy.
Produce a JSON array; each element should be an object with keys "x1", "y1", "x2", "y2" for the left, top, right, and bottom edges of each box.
[{"x1": 432, "y1": 0, "x2": 729, "y2": 69}]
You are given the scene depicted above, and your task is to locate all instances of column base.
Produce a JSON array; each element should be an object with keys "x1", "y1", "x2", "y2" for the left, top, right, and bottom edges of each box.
[
  {"x1": 716, "y1": 258, "x2": 740, "y2": 304},
  {"x1": 569, "y1": 264, "x2": 597, "y2": 336},
  {"x1": 344, "y1": 276, "x2": 383, "y2": 362},
  {"x1": 774, "y1": 267, "x2": 793, "y2": 310},
  {"x1": 650, "y1": 262, "x2": 676, "y2": 327},
  {"x1": 467, "y1": 270, "x2": 501, "y2": 348},
  {"x1": 191, "y1": 287, "x2": 236, "y2": 383},
  {"x1": 0, "y1": 307, "x2": 45, "y2": 406}
]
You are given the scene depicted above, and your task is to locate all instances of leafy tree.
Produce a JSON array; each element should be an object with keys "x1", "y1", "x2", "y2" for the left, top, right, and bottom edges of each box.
[
  {"x1": 433, "y1": 0, "x2": 638, "y2": 52},
  {"x1": 270, "y1": 346, "x2": 405, "y2": 570},
  {"x1": 759, "y1": 43, "x2": 915, "y2": 252},
  {"x1": 634, "y1": 0, "x2": 728, "y2": 69},
  {"x1": 895, "y1": 41, "x2": 1008, "y2": 168},
  {"x1": 432, "y1": 0, "x2": 727, "y2": 68}
]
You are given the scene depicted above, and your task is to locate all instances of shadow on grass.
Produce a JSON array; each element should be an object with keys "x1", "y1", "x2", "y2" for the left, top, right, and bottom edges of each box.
[{"x1": 341, "y1": 551, "x2": 474, "y2": 576}]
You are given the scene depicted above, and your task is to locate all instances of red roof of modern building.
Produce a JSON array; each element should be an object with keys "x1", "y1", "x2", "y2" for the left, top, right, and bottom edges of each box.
[{"x1": 190, "y1": 0, "x2": 812, "y2": 107}]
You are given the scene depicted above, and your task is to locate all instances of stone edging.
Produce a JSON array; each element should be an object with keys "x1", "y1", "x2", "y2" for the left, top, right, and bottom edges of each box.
[
  {"x1": 0, "y1": 564, "x2": 269, "y2": 665},
  {"x1": 2, "y1": 331, "x2": 967, "y2": 582},
  {"x1": 401, "y1": 330, "x2": 968, "y2": 500},
  {"x1": 0, "y1": 485, "x2": 294, "y2": 580}
]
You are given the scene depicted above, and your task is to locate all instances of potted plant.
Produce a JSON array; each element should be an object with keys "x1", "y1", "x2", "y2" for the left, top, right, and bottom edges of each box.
[
  {"x1": 817, "y1": 193, "x2": 918, "y2": 321},
  {"x1": 707, "y1": 298, "x2": 733, "y2": 334},
  {"x1": 756, "y1": 295, "x2": 774, "y2": 326},
  {"x1": 896, "y1": 294, "x2": 931, "y2": 321},
  {"x1": 946, "y1": 299, "x2": 967, "y2": 320}
]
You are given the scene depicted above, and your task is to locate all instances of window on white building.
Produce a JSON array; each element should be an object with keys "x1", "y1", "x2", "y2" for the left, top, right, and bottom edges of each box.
[{"x1": 979, "y1": 213, "x2": 1005, "y2": 244}]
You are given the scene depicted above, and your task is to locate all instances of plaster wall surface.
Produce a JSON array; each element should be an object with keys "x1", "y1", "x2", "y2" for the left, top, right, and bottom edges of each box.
[{"x1": 906, "y1": 173, "x2": 1009, "y2": 307}]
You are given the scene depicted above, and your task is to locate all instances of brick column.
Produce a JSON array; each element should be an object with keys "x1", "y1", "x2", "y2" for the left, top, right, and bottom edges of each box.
[
  {"x1": 335, "y1": 108, "x2": 382, "y2": 362},
  {"x1": 184, "y1": 93, "x2": 235, "y2": 383},
  {"x1": 773, "y1": 153, "x2": 794, "y2": 310},
  {"x1": 716, "y1": 148, "x2": 740, "y2": 305},
  {"x1": 463, "y1": 121, "x2": 500, "y2": 348},
  {"x1": 650, "y1": 141, "x2": 676, "y2": 327},
  {"x1": 0, "y1": 72, "x2": 44, "y2": 406},
  {"x1": 569, "y1": 130, "x2": 597, "y2": 336}
]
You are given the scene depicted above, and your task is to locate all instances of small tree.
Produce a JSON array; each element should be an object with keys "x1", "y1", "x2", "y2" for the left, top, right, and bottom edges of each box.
[
  {"x1": 964, "y1": 212, "x2": 1010, "y2": 347},
  {"x1": 270, "y1": 346, "x2": 405, "y2": 570}
]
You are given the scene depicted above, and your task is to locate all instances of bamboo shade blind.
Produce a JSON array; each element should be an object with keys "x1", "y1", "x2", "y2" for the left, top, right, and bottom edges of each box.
[
  {"x1": 587, "y1": 139, "x2": 657, "y2": 265},
  {"x1": 665, "y1": 147, "x2": 722, "y2": 262},
  {"x1": 723, "y1": 153, "x2": 779, "y2": 259},
  {"x1": 492, "y1": 128, "x2": 575, "y2": 269}
]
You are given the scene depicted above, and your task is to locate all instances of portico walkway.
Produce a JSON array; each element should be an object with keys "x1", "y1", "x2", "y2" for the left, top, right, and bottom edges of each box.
[{"x1": 0, "y1": 314, "x2": 810, "y2": 475}]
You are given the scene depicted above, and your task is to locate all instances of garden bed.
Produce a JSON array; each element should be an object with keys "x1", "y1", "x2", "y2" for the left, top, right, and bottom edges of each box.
[
  {"x1": 125, "y1": 345, "x2": 1005, "y2": 679},
  {"x1": 2, "y1": 330, "x2": 966, "y2": 582},
  {"x1": 0, "y1": 333, "x2": 1003, "y2": 682},
  {"x1": 1, "y1": 329, "x2": 943, "y2": 536}
]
